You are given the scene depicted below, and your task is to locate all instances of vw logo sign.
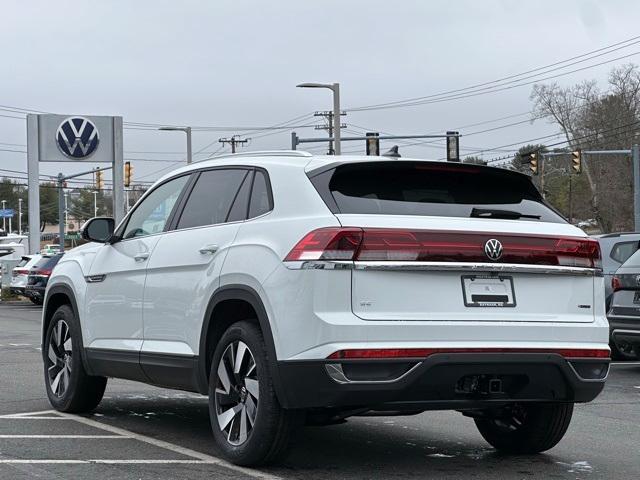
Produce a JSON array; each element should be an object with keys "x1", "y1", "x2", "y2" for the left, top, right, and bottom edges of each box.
[
  {"x1": 56, "y1": 117, "x2": 99, "y2": 159},
  {"x1": 484, "y1": 239, "x2": 503, "y2": 261}
]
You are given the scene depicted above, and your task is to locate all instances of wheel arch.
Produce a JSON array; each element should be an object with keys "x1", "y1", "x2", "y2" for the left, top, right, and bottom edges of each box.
[{"x1": 198, "y1": 284, "x2": 288, "y2": 405}]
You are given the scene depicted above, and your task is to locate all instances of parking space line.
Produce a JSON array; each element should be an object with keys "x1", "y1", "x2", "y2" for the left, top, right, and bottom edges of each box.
[
  {"x1": 0, "y1": 410, "x2": 63, "y2": 419},
  {"x1": 0, "y1": 460, "x2": 215, "y2": 464},
  {"x1": 47, "y1": 411, "x2": 284, "y2": 480},
  {"x1": 0, "y1": 435, "x2": 127, "y2": 439}
]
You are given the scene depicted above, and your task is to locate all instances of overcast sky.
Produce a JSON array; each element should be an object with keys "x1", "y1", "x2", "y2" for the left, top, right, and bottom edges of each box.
[{"x1": 1, "y1": 0, "x2": 640, "y2": 185}]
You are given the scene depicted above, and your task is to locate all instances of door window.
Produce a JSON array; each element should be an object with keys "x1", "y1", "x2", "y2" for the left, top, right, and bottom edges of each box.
[
  {"x1": 176, "y1": 169, "x2": 248, "y2": 229},
  {"x1": 122, "y1": 175, "x2": 189, "y2": 239}
]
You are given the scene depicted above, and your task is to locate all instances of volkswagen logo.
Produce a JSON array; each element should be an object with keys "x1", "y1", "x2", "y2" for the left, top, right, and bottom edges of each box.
[
  {"x1": 56, "y1": 117, "x2": 99, "y2": 159},
  {"x1": 484, "y1": 239, "x2": 503, "y2": 261}
]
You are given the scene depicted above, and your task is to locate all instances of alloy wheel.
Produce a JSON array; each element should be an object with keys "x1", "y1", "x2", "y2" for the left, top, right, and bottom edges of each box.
[
  {"x1": 46, "y1": 320, "x2": 73, "y2": 398},
  {"x1": 214, "y1": 340, "x2": 259, "y2": 446}
]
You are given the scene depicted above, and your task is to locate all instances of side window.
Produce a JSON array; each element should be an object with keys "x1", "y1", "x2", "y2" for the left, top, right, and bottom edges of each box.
[
  {"x1": 248, "y1": 170, "x2": 272, "y2": 219},
  {"x1": 226, "y1": 171, "x2": 253, "y2": 223},
  {"x1": 610, "y1": 241, "x2": 640, "y2": 264},
  {"x1": 122, "y1": 175, "x2": 189, "y2": 239},
  {"x1": 176, "y1": 169, "x2": 247, "y2": 229}
]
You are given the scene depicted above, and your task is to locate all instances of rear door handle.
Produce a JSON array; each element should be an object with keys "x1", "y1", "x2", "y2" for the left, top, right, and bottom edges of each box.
[
  {"x1": 134, "y1": 252, "x2": 150, "y2": 262},
  {"x1": 199, "y1": 244, "x2": 219, "y2": 255}
]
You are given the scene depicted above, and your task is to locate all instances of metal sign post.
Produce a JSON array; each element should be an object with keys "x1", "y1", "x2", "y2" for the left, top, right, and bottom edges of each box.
[{"x1": 26, "y1": 114, "x2": 124, "y2": 254}]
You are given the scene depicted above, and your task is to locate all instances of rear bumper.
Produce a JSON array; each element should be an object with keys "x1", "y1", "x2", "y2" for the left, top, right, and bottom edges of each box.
[
  {"x1": 24, "y1": 286, "x2": 45, "y2": 299},
  {"x1": 276, "y1": 353, "x2": 608, "y2": 410},
  {"x1": 608, "y1": 315, "x2": 640, "y2": 347}
]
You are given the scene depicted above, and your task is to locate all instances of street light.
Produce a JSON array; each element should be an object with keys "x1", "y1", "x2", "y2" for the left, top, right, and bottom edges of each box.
[
  {"x1": 159, "y1": 126, "x2": 193, "y2": 164},
  {"x1": 296, "y1": 82, "x2": 341, "y2": 155}
]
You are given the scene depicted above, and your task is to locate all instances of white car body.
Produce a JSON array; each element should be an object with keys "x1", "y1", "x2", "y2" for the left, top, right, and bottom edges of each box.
[
  {"x1": 10, "y1": 254, "x2": 40, "y2": 292},
  {"x1": 42, "y1": 151, "x2": 610, "y2": 463}
]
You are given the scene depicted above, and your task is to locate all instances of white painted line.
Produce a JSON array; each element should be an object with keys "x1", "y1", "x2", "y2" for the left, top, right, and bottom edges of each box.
[
  {"x1": 0, "y1": 417, "x2": 70, "y2": 420},
  {"x1": 0, "y1": 435, "x2": 127, "y2": 439},
  {"x1": 0, "y1": 460, "x2": 215, "y2": 464},
  {"x1": 611, "y1": 361, "x2": 640, "y2": 366},
  {"x1": 0, "y1": 410, "x2": 68, "y2": 419},
  {"x1": 56, "y1": 412, "x2": 284, "y2": 480}
]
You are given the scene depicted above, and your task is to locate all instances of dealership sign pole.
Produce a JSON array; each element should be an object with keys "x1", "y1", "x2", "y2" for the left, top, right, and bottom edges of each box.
[{"x1": 26, "y1": 114, "x2": 124, "y2": 254}]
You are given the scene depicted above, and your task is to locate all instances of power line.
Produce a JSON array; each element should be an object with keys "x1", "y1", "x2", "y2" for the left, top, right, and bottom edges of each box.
[{"x1": 347, "y1": 35, "x2": 640, "y2": 111}]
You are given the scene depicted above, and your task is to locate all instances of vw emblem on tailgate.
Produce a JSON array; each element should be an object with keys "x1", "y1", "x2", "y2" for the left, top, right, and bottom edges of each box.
[
  {"x1": 56, "y1": 116, "x2": 99, "y2": 159},
  {"x1": 484, "y1": 239, "x2": 503, "y2": 261}
]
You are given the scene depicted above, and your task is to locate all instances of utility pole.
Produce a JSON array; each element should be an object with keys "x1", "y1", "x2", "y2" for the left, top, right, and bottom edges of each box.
[
  {"x1": 64, "y1": 192, "x2": 68, "y2": 232},
  {"x1": 568, "y1": 175, "x2": 573, "y2": 224},
  {"x1": 219, "y1": 135, "x2": 250, "y2": 154},
  {"x1": 18, "y1": 198, "x2": 22, "y2": 235},
  {"x1": 93, "y1": 191, "x2": 98, "y2": 217},
  {"x1": 296, "y1": 82, "x2": 342, "y2": 154},
  {"x1": 314, "y1": 111, "x2": 346, "y2": 155},
  {"x1": 1, "y1": 200, "x2": 5, "y2": 232}
]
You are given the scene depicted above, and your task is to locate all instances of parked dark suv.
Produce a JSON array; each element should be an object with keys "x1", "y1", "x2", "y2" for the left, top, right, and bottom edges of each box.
[{"x1": 25, "y1": 254, "x2": 63, "y2": 305}]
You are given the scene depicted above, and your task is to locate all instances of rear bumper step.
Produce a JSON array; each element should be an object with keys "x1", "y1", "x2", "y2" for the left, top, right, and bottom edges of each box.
[{"x1": 276, "y1": 353, "x2": 608, "y2": 410}]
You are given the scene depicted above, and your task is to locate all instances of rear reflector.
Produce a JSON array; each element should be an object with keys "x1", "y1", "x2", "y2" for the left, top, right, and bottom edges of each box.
[
  {"x1": 284, "y1": 227, "x2": 601, "y2": 268},
  {"x1": 327, "y1": 348, "x2": 611, "y2": 359}
]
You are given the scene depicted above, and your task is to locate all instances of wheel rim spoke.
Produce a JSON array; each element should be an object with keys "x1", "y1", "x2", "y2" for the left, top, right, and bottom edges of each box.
[
  {"x1": 214, "y1": 340, "x2": 259, "y2": 446},
  {"x1": 244, "y1": 377, "x2": 259, "y2": 400}
]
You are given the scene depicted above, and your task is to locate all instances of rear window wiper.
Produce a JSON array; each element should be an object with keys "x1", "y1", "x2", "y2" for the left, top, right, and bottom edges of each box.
[{"x1": 470, "y1": 208, "x2": 541, "y2": 220}]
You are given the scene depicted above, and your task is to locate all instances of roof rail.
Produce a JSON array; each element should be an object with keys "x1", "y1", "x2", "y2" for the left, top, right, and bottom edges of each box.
[{"x1": 200, "y1": 150, "x2": 312, "y2": 161}]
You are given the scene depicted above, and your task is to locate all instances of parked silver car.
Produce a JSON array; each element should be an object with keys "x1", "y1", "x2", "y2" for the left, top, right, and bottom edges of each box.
[
  {"x1": 594, "y1": 233, "x2": 640, "y2": 308},
  {"x1": 607, "y1": 248, "x2": 640, "y2": 359}
]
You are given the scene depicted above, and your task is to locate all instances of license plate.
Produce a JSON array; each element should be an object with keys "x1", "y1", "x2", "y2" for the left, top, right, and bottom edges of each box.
[
  {"x1": 461, "y1": 275, "x2": 516, "y2": 307},
  {"x1": 634, "y1": 292, "x2": 640, "y2": 304}
]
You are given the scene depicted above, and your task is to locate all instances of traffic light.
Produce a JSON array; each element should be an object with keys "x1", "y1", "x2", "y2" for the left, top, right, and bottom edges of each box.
[
  {"x1": 124, "y1": 161, "x2": 133, "y2": 187},
  {"x1": 571, "y1": 149, "x2": 582, "y2": 174},
  {"x1": 521, "y1": 152, "x2": 539, "y2": 175},
  {"x1": 446, "y1": 131, "x2": 460, "y2": 162},
  {"x1": 365, "y1": 133, "x2": 380, "y2": 156},
  {"x1": 95, "y1": 170, "x2": 104, "y2": 190}
]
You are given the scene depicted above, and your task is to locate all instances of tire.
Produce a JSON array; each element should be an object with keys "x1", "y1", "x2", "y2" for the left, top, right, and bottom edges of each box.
[
  {"x1": 208, "y1": 320, "x2": 303, "y2": 466},
  {"x1": 610, "y1": 340, "x2": 638, "y2": 360},
  {"x1": 43, "y1": 305, "x2": 107, "y2": 413},
  {"x1": 30, "y1": 296, "x2": 43, "y2": 306},
  {"x1": 474, "y1": 403, "x2": 573, "y2": 454}
]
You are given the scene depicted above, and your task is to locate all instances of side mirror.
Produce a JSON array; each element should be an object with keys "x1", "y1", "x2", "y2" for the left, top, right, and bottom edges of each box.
[{"x1": 81, "y1": 217, "x2": 115, "y2": 243}]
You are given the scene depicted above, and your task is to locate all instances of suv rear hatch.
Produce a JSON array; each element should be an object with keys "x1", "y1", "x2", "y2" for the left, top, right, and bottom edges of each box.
[{"x1": 306, "y1": 160, "x2": 600, "y2": 323}]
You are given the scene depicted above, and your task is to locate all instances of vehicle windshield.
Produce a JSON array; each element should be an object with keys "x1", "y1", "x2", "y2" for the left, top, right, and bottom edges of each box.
[{"x1": 310, "y1": 161, "x2": 566, "y2": 223}]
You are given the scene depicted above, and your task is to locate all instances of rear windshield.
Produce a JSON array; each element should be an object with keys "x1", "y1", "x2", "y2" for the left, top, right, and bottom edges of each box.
[
  {"x1": 32, "y1": 255, "x2": 62, "y2": 270},
  {"x1": 622, "y1": 249, "x2": 640, "y2": 268},
  {"x1": 309, "y1": 161, "x2": 566, "y2": 223}
]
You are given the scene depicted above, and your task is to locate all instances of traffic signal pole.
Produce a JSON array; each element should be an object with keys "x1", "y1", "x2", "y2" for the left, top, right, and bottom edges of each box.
[
  {"x1": 539, "y1": 146, "x2": 640, "y2": 231},
  {"x1": 56, "y1": 166, "x2": 112, "y2": 253}
]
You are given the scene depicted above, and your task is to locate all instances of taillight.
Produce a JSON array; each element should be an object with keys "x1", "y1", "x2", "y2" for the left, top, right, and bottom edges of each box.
[
  {"x1": 327, "y1": 348, "x2": 610, "y2": 359},
  {"x1": 37, "y1": 269, "x2": 53, "y2": 277},
  {"x1": 612, "y1": 275, "x2": 622, "y2": 292},
  {"x1": 284, "y1": 228, "x2": 363, "y2": 261},
  {"x1": 285, "y1": 228, "x2": 601, "y2": 268}
]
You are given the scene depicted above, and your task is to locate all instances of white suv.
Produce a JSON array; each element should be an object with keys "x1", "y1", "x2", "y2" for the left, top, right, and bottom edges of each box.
[{"x1": 42, "y1": 151, "x2": 610, "y2": 466}]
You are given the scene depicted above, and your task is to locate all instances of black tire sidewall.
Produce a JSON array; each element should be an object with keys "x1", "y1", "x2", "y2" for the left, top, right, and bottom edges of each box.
[
  {"x1": 44, "y1": 305, "x2": 84, "y2": 411},
  {"x1": 208, "y1": 321, "x2": 276, "y2": 464}
]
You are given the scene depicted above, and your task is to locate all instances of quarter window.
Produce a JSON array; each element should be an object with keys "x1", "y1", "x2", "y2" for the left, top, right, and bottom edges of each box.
[
  {"x1": 248, "y1": 170, "x2": 272, "y2": 218},
  {"x1": 122, "y1": 175, "x2": 189, "y2": 239},
  {"x1": 177, "y1": 169, "x2": 248, "y2": 229}
]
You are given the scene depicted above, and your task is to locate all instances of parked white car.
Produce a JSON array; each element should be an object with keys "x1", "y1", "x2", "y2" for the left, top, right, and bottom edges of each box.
[
  {"x1": 10, "y1": 254, "x2": 40, "y2": 297},
  {"x1": 41, "y1": 151, "x2": 610, "y2": 466}
]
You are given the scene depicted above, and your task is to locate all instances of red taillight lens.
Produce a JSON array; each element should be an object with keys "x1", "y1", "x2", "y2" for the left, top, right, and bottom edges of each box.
[
  {"x1": 285, "y1": 228, "x2": 601, "y2": 268},
  {"x1": 38, "y1": 269, "x2": 53, "y2": 276},
  {"x1": 284, "y1": 227, "x2": 363, "y2": 261},
  {"x1": 327, "y1": 348, "x2": 610, "y2": 359},
  {"x1": 612, "y1": 275, "x2": 622, "y2": 292}
]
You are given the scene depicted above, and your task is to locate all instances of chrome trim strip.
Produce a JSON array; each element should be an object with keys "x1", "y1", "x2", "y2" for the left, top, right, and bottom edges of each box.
[
  {"x1": 84, "y1": 274, "x2": 107, "y2": 283},
  {"x1": 325, "y1": 362, "x2": 422, "y2": 385},
  {"x1": 287, "y1": 260, "x2": 601, "y2": 276}
]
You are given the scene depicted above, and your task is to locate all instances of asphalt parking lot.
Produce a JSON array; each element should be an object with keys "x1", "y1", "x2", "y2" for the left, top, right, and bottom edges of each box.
[{"x1": 0, "y1": 301, "x2": 638, "y2": 480}]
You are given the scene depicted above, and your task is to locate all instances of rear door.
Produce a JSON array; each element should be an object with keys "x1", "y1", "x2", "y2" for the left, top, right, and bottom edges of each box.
[
  {"x1": 141, "y1": 168, "x2": 253, "y2": 372},
  {"x1": 310, "y1": 161, "x2": 599, "y2": 323}
]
